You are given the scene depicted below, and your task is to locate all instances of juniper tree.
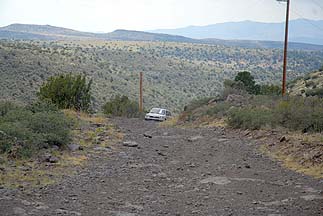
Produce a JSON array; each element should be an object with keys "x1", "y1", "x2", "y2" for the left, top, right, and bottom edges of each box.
[{"x1": 38, "y1": 74, "x2": 92, "y2": 111}]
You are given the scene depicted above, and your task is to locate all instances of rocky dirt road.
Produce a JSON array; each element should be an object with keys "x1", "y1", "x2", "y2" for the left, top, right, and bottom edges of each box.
[{"x1": 1, "y1": 118, "x2": 322, "y2": 216}]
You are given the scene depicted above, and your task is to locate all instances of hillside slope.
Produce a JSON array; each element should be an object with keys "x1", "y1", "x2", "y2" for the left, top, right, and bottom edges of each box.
[
  {"x1": 1, "y1": 40, "x2": 323, "y2": 111},
  {"x1": 288, "y1": 70, "x2": 323, "y2": 96},
  {"x1": 1, "y1": 23, "x2": 95, "y2": 38}
]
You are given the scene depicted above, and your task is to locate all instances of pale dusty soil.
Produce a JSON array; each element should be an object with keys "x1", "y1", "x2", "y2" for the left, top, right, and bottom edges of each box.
[{"x1": 0, "y1": 118, "x2": 322, "y2": 216}]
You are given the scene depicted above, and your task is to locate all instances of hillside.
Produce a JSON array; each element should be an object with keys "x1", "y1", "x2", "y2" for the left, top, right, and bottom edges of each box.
[
  {"x1": 202, "y1": 38, "x2": 323, "y2": 51},
  {"x1": 0, "y1": 23, "x2": 95, "y2": 38},
  {"x1": 0, "y1": 24, "x2": 197, "y2": 43},
  {"x1": 101, "y1": 29, "x2": 197, "y2": 43},
  {"x1": 1, "y1": 39, "x2": 323, "y2": 111},
  {"x1": 288, "y1": 70, "x2": 323, "y2": 96},
  {"x1": 1, "y1": 24, "x2": 323, "y2": 51},
  {"x1": 150, "y1": 19, "x2": 323, "y2": 45}
]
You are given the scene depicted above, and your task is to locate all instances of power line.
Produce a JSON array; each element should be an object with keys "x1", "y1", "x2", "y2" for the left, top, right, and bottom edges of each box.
[
  {"x1": 290, "y1": 8, "x2": 323, "y2": 33},
  {"x1": 276, "y1": 0, "x2": 323, "y2": 33}
]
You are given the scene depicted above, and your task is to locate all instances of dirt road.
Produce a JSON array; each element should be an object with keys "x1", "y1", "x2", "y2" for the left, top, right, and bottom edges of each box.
[{"x1": 1, "y1": 118, "x2": 322, "y2": 215}]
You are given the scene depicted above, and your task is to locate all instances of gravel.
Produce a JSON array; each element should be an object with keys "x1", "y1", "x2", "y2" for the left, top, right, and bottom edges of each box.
[{"x1": 0, "y1": 118, "x2": 322, "y2": 216}]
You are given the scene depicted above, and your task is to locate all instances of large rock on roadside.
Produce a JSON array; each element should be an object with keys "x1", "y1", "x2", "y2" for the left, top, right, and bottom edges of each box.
[
  {"x1": 143, "y1": 132, "x2": 153, "y2": 138},
  {"x1": 41, "y1": 154, "x2": 59, "y2": 163},
  {"x1": 48, "y1": 156, "x2": 59, "y2": 163},
  {"x1": 68, "y1": 144, "x2": 82, "y2": 151},
  {"x1": 123, "y1": 141, "x2": 138, "y2": 147},
  {"x1": 208, "y1": 98, "x2": 217, "y2": 105},
  {"x1": 188, "y1": 136, "x2": 203, "y2": 142}
]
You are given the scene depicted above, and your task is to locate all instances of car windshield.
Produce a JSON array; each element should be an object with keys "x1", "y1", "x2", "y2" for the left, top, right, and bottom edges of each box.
[{"x1": 150, "y1": 108, "x2": 163, "y2": 114}]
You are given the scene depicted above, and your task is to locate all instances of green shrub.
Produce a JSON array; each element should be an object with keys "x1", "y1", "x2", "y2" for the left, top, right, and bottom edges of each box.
[
  {"x1": 38, "y1": 74, "x2": 92, "y2": 111},
  {"x1": 0, "y1": 101, "x2": 72, "y2": 158},
  {"x1": 305, "y1": 88, "x2": 323, "y2": 98},
  {"x1": 27, "y1": 100, "x2": 59, "y2": 113},
  {"x1": 205, "y1": 102, "x2": 231, "y2": 117},
  {"x1": 178, "y1": 97, "x2": 215, "y2": 122},
  {"x1": 222, "y1": 79, "x2": 247, "y2": 99},
  {"x1": 102, "y1": 95, "x2": 140, "y2": 117},
  {"x1": 183, "y1": 97, "x2": 213, "y2": 112},
  {"x1": 0, "y1": 121, "x2": 42, "y2": 158},
  {"x1": 226, "y1": 96, "x2": 323, "y2": 133},
  {"x1": 0, "y1": 101, "x2": 18, "y2": 117},
  {"x1": 224, "y1": 72, "x2": 281, "y2": 96},
  {"x1": 228, "y1": 107, "x2": 274, "y2": 130},
  {"x1": 1, "y1": 109, "x2": 33, "y2": 124},
  {"x1": 274, "y1": 97, "x2": 323, "y2": 132},
  {"x1": 259, "y1": 85, "x2": 281, "y2": 96},
  {"x1": 16, "y1": 144, "x2": 34, "y2": 159},
  {"x1": 28, "y1": 112, "x2": 71, "y2": 147},
  {"x1": 248, "y1": 95, "x2": 281, "y2": 109},
  {"x1": 0, "y1": 130, "x2": 15, "y2": 154},
  {"x1": 234, "y1": 71, "x2": 260, "y2": 95}
]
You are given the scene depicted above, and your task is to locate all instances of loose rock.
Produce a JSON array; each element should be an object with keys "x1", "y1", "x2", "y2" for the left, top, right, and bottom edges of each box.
[
  {"x1": 244, "y1": 164, "x2": 251, "y2": 169},
  {"x1": 13, "y1": 207, "x2": 27, "y2": 216},
  {"x1": 42, "y1": 154, "x2": 59, "y2": 163},
  {"x1": 157, "y1": 152, "x2": 167, "y2": 157},
  {"x1": 188, "y1": 136, "x2": 203, "y2": 142},
  {"x1": 123, "y1": 141, "x2": 138, "y2": 147},
  {"x1": 93, "y1": 147, "x2": 111, "y2": 152},
  {"x1": 279, "y1": 136, "x2": 288, "y2": 142},
  {"x1": 143, "y1": 133, "x2": 153, "y2": 138},
  {"x1": 68, "y1": 144, "x2": 81, "y2": 151},
  {"x1": 51, "y1": 145, "x2": 60, "y2": 150},
  {"x1": 49, "y1": 156, "x2": 59, "y2": 163}
]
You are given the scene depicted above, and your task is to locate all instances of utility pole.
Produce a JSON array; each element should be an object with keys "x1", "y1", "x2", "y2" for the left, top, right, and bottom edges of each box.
[
  {"x1": 139, "y1": 72, "x2": 143, "y2": 112},
  {"x1": 280, "y1": 0, "x2": 291, "y2": 96}
]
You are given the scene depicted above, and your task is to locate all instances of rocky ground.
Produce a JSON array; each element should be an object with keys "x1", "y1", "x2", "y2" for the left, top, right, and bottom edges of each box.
[{"x1": 0, "y1": 118, "x2": 322, "y2": 216}]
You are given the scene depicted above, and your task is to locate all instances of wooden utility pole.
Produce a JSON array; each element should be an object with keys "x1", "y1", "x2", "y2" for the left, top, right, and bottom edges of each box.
[
  {"x1": 139, "y1": 72, "x2": 143, "y2": 112},
  {"x1": 281, "y1": 0, "x2": 290, "y2": 96}
]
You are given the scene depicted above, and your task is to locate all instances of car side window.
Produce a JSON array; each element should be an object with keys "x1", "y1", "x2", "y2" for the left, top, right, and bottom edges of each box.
[{"x1": 166, "y1": 111, "x2": 171, "y2": 116}]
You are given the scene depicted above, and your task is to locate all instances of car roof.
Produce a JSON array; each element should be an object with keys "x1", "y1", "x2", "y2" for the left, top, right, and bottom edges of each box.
[
  {"x1": 149, "y1": 108, "x2": 170, "y2": 113},
  {"x1": 151, "y1": 107, "x2": 166, "y2": 110}
]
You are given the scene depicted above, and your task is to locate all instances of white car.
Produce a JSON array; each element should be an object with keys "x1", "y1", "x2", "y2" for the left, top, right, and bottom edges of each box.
[{"x1": 145, "y1": 108, "x2": 172, "y2": 121}]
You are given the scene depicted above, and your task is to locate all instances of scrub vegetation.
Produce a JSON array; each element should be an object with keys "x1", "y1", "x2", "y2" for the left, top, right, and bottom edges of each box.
[
  {"x1": 1, "y1": 39, "x2": 323, "y2": 112},
  {"x1": 0, "y1": 101, "x2": 72, "y2": 159},
  {"x1": 180, "y1": 71, "x2": 323, "y2": 133}
]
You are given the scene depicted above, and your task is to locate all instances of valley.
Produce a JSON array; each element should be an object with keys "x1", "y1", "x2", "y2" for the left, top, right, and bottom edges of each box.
[
  {"x1": 1, "y1": 39, "x2": 322, "y2": 112},
  {"x1": 1, "y1": 1, "x2": 323, "y2": 215}
]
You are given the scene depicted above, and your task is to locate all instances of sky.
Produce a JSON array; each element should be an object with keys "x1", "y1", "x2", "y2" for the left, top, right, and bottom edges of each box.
[{"x1": 0, "y1": 0, "x2": 323, "y2": 32}]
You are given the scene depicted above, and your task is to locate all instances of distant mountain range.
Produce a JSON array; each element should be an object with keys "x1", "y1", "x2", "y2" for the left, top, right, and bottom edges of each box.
[
  {"x1": 0, "y1": 24, "x2": 197, "y2": 42},
  {"x1": 150, "y1": 19, "x2": 323, "y2": 45},
  {"x1": 1, "y1": 22, "x2": 323, "y2": 50}
]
